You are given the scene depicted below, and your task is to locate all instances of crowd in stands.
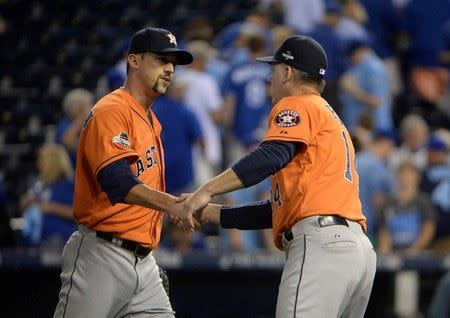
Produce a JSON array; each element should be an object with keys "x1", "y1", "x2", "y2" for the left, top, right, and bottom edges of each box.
[{"x1": 0, "y1": 0, "x2": 449, "y2": 259}]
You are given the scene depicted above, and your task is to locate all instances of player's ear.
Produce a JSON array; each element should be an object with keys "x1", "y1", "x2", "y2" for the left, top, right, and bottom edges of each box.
[
  {"x1": 127, "y1": 54, "x2": 139, "y2": 72},
  {"x1": 283, "y1": 65, "x2": 292, "y2": 83}
]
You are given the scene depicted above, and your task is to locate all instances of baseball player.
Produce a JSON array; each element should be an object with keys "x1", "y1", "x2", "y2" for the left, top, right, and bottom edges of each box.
[
  {"x1": 181, "y1": 35, "x2": 376, "y2": 317},
  {"x1": 53, "y1": 27, "x2": 193, "y2": 318}
]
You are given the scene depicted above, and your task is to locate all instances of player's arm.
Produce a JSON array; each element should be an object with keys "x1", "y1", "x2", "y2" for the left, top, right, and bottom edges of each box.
[
  {"x1": 198, "y1": 200, "x2": 273, "y2": 230},
  {"x1": 97, "y1": 158, "x2": 180, "y2": 214},
  {"x1": 182, "y1": 140, "x2": 302, "y2": 214},
  {"x1": 339, "y1": 73, "x2": 380, "y2": 108},
  {"x1": 61, "y1": 117, "x2": 84, "y2": 151}
]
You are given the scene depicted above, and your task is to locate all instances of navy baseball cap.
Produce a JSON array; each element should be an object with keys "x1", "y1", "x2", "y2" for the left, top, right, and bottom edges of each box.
[
  {"x1": 427, "y1": 134, "x2": 447, "y2": 151},
  {"x1": 256, "y1": 35, "x2": 328, "y2": 78},
  {"x1": 128, "y1": 27, "x2": 193, "y2": 65}
]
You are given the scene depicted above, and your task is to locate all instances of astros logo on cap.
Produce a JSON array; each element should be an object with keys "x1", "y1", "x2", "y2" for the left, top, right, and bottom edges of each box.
[{"x1": 166, "y1": 33, "x2": 177, "y2": 45}]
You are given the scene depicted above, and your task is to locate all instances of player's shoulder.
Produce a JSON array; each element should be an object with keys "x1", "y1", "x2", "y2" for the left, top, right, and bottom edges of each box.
[
  {"x1": 274, "y1": 94, "x2": 325, "y2": 111},
  {"x1": 92, "y1": 89, "x2": 130, "y2": 116}
]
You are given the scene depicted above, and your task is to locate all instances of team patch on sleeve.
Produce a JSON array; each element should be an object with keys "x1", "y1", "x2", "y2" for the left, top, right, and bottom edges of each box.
[
  {"x1": 112, "y1": 131, "x2": 131, "y2": 147},
  {"x1": 275, "y1": 110, "x2": 300, "y2": 127}
]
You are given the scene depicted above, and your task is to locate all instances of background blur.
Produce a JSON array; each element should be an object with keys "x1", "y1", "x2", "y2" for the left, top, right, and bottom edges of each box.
[{"x1": 1, "y1": 0, "x2": 450, "y2": 317}]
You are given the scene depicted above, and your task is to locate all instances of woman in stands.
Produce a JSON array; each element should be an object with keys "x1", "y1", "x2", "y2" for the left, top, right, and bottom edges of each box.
[{"x1": 20, "y1": 143, "x2": 75, "y2": 247}]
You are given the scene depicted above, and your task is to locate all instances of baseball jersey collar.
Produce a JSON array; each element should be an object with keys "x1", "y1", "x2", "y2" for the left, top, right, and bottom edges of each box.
[{"x1": 118, "y1": 88, "x2": 154, "y2": 128}]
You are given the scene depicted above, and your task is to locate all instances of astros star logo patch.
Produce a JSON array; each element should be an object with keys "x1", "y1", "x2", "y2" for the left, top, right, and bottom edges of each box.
[
  {"x1": 166, "y1": 33, "x2": 177, "y2": 45},
  {"x1": 275, "y1": 110, "x2": 300, "y2": 127}
]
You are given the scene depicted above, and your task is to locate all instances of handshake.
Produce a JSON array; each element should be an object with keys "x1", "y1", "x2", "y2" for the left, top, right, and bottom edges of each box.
[{"x1": 167, "y1": 188, "x2": 221, "y2": 232}]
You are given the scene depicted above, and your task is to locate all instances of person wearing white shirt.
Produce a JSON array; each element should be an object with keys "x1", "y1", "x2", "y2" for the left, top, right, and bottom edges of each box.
[{"x1": 177, "y1": 40, "x2": 225, "y2": 185}]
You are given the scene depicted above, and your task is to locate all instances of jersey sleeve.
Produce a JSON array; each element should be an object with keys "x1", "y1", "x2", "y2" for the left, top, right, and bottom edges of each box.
[
  {"x1": 83, "y1": 108, "x2": 139, "y2": 176},
  {"x1": 263, "y1": 96, "x2": 317, "y2": 145}
]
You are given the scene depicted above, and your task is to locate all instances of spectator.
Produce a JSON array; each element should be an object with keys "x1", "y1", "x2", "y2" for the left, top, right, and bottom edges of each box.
[
  {"x1": 182, "y1": 15, "x2": 230, "y2": 86},
  {"x1": 105, "y1": 38, "x2": 129, "y2": 91},
  {"x1": 153, "y1": 79, "x2": 204, "y2": 196},
  {"x1": 20, "y1": 143, "x2": 75, "y2": 247},
  {"x1": 270, "y1": 24, "x2": 295, "y2": 52},
  {"x1": 178, "y1": 40, "x2": 224, "y2": 184},
  {"x1": 356, "y1": 129, "x2": 396, "y2": 243},
  {"x1": 378, "y1": 160, "x2": 436, "y2": 254},
  {"x1": 221, "y1": 31, "x2": 271, "y2": 166},
  {"x1": 421, "y1": 133, "x2": 450, "y2": 248},
  {"x1": 389, "y1": 114, "x2": 429, "y2": 171},
  {"x1": 340, "y1": 37, "x2": 393, "y2": 133},
  {"x1": 215, "y1": 8, "x2": 273, "y2": 65},
  {"x1": 360, "y1": 0, "x2": 403, "y2": 98},
  {"x1": 55, "y1": 88, "x2": 94, "y2": 166},
  {"x1": 437, "y1": 19, "x2": 450, "y2": 125},
  {"x1": 278, "y1": 0, "x2": 325, "y2": 34},
  {"x1": 401, "y1": 0, "x2": 450, "y2": 127},
  {"x1": 335, "y1": 0, "x2": 370, "y2": 44},
  {"x1": 309, "y1": 0, "x2": 349, "y2": 117}
]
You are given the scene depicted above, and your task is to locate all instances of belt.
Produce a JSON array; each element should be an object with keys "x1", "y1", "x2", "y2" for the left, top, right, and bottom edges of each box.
[
  {"x1": 283, "y1": 215, "x2": 349, "y2": 242},
  {"x1": 96, "y1": 231, "x2": 152, "y2": 258}
]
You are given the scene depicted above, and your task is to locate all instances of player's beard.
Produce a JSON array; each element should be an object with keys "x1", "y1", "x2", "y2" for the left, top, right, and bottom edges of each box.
[{"x1": 152, "y1": 78, "x2": 170, "y2": 95}]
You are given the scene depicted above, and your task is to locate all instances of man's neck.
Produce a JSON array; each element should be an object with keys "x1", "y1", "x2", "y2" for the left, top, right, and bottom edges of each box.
[
  {"x1": 122, "y1": 77, "x2": 157, "y2": 112},
  {"x1": 289, "y1": 85, "x2": 319, "y2": 96}
]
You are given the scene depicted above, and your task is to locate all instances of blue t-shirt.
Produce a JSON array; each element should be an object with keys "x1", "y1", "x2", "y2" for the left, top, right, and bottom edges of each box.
[
  {"x1": 222, "y1": 60, "x2": 271, "y2": 146},
  {"x1": 341, "y1": 52, "x2": 392, "y2": 132},
  {"x1": 41, "y1": 178, "x2": 76, "y2": 243},
  {"x1": 360, "y1": 0, "x2": 399, "y2": 59},
  {"x1": 356, "y1": 151, "x2": 393, "y2": 237},
  {"x1": 153, "y1": 96, "x2": 203, "y2": 194},
  {"x1": 402, "y1": 0, "x2": 450, "y2": 67},
  {"x1": 381, "y1": 193, "x2": 435, "y2": 249}
]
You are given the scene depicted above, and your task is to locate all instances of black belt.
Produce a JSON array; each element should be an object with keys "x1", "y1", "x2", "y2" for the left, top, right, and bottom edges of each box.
[
  {"x1": 96, "y1": 231, "x2": 152, "y2": 258},
  {"x1": 283, "y1": 215, "x2": 349, "y2": 242}
]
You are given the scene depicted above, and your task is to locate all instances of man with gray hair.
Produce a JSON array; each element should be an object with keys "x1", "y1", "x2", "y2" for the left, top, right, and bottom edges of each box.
[
  {"x1": 55, "y1": 88, "x2": 94, "y2": 165},
  {"x1": 389, "y1": 114, "x2": 430, "y2": 171}
]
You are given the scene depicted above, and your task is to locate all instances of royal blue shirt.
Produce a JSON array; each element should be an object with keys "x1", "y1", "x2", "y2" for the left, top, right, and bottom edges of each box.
[
  {"x1": 222, "y1": 60, "x2": 271, "y2": 146},
  {"x1": 41, "y1": 178, "x2": 75, "y2": 243},
  {"x1": 402, "y1": 0, "x2": 450, "y2": 67},
  {"x1": 153, "y1": 96, "x2": 203, "y2": 194}
]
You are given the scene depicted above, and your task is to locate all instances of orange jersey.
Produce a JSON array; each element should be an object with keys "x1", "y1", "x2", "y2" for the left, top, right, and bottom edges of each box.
[
  {"x1": 73, "y1": 88, "x2": 165, "y2": 248},
  {"x1": 263, "y1": 93, "x2": 366, "y2": 249}
]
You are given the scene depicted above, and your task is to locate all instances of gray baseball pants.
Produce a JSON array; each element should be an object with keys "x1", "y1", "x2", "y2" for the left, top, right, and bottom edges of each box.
[
  {"x1": 53, "y1": 225, "x2": 174, "y2": 318},
  {"x1": 276, "y1": 216, "x2": 377, "y2": 318}
]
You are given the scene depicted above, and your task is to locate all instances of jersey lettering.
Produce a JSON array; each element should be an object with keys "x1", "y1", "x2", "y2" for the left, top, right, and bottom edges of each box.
[
  {"x1": 325, "y1": 103, "x2": 355, "y2": 182},
  {"x1": 139, "y1": 145, "x2": 158, "y2": 173},
  {"x1": 136, "y1": 159, "x2": 145, "y2": 177}
]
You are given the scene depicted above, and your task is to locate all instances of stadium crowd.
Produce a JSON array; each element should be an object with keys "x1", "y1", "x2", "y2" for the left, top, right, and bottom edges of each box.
[{"x1": 0, "y1": 0, "x2": 449, "y2": 257}]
